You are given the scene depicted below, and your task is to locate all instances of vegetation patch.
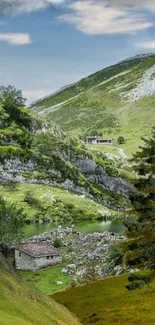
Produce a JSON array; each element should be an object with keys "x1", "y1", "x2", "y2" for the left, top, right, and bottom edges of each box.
[
  {"x1": 0, "y1": 261, "x2": 81, "y2": 325},
  {"x1": 18, "y1": 266, "x2": 72, "y2": 295},
  {"x1": 52, "y1": 273, "x2": 155, "y2": 325},
  {"x1": 0, "y1": 183, "x2": 115, "y2": 224}
]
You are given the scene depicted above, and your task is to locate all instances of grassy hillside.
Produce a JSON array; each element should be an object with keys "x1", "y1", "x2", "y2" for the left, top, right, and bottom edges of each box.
[
  {"x1": 0, "y1": 255, "x2": 81, "y2": 325},
  {"x1": 0, "y1": 182, "x2": 114, "y2": 224},
  {"x1": 32, "y1": 54, "x2": 155, "y2": 155},
  {"x1": 0, "y1": 99, "x2": 132, "y2": 219},
  {"x1": 52, "y1": 273, "x2": 155, "y2": 325}
]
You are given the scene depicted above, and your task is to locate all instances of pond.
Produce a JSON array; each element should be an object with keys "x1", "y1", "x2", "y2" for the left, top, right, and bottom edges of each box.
[{"x1": 24, "y1": 219, "x2": 126, "y2": 238}]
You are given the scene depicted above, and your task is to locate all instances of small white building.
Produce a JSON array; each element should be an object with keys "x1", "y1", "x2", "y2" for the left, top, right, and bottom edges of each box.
[
  {"x1": 15, "y1": 243, "x2": 62, "y2": 271},
  {"x1": 86, "y1": 136, "x2": 115, "y2": 144}
]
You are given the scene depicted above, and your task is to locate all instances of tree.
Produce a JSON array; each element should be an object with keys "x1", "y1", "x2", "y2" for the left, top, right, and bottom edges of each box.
[
  {"x1": 0, "y1": 85, "x2": 26, "y2": 107},
  {"x1": 0, "y1": 197, "x2": 24, "y2": 252},
  {"x1": 122, "y1": 128, "x2": 155, "y2": 290},
  {"x1": 0, "y1": 86, "x2": 26, "y2": 120},
  {"x1": 117, "y1": 136, "x2": 125, "y2": 144},
  {"x1": 79, "y1": 128, "x2": 102, "y2": 142},
  {"x1": 89, "y1": 129, "x2": 99, "y2": 136}
]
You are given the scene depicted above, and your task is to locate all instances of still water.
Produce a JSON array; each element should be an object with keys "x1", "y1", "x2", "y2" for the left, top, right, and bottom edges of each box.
[{"x1": 24, "y1": 219, "x2": 126, "y2": 238}]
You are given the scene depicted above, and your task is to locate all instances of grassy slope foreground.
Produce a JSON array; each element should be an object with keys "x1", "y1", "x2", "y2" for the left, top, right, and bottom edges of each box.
[
  {"x1": 0, "y1": 254, "x2": 81, "y2": 325},
  {"x1": 52, "y1": 273, "x2": 155, "y2": 325},
  {"x1": 32, "y1": 54, "x2": 155, "y2": 155}
]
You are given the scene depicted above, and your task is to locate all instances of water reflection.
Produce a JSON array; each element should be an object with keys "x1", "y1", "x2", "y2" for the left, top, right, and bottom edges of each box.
[{"x1": 24, "y1": 219, "x2": 126, "y2": 238}]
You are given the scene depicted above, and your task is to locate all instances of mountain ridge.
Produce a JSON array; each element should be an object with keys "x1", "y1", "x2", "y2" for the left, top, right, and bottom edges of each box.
[
  {"x1": 32, "y1": 53, "x2": 155, "y2": 156},
  {"x1": 31, "y1": 52, "x2": 155, "y2": 108}
]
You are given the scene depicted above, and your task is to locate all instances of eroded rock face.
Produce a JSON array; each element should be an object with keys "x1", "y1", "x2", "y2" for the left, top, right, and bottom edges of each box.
[
  {"x1": 0, "y1": 158, "x2": 35, "y2": 173},
  {"x1": 54, "y1": 149, "x2": 131, "y2": 199},
  {"x1": 0, "y1": 153, "x2": 130, "y2": 211},
  {"x1": 72, "y1": 158, "x2": 130, "y2": 197}
]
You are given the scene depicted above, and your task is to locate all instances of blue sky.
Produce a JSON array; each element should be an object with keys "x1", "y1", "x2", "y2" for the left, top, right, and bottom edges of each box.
[{"x1": 0, "y1": 0, "x2": 155, "y2": 104}]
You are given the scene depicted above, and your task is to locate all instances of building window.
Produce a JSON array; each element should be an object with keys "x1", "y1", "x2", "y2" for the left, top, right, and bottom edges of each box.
[
  {"x1": 46, "y1": 256, "x2": 49, "y2": 260},
  {"x1": 19, "y1": 252, "x2": 21, "y2": 257}
]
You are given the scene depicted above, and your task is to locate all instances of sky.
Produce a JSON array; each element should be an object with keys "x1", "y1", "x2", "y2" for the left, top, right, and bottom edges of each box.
[{"x1": 0, "y1": 0, "x2": 155, "y2": 104}]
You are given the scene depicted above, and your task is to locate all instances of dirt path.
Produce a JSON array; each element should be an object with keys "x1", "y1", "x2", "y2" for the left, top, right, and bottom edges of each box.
[
  {"x1": 91, "y1": 145, "x2": 128, "y2": 159},
  {"x1": 117, "y1": 147, "x2": 128, "y2": 159}
]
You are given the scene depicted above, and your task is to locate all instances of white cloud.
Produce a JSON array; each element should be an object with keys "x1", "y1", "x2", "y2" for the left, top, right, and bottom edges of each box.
[
  {"x1": 23, "y1": 89, "x2": 52, "y2": 104},
  {"x1": 105, "y1": 0, "x2": 155, "y2": 11},
  {"x1": 0, "y1": 33, "x2": 31, "y2": 45},
  {"x1": 136, "y1": 41, "x2": 155, "y2": 49},
  {"x1": 0, "y1": 0, "x2": 63, "y2": 15},
  {"x1": 59, "y1": 1, "x2": 153, "y2": 35}
]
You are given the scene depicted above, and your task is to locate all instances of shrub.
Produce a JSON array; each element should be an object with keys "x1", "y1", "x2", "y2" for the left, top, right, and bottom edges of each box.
[
  {"x1": 53, "y1": 238, "x2": 62, "y2": 248},
  {"x1": 117, "y1": 136, "x2": 125, "y2": 144},
  {"x1": 108, "y1": 244, "x2": 123, "y2": 266}
]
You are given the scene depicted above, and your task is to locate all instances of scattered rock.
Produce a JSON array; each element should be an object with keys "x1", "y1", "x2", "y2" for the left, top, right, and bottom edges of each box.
[
  {"x1": 24, "y1": 226, "x2": 126, "y2": 280},
  {"x1": 56, "y1": 281, "x2": 63, "y2": 285}
]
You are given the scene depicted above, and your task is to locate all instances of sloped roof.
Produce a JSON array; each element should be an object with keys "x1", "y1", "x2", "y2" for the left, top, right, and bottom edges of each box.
[{"x1": 16, "y1": 243, "x2": 60, "y2": 257}]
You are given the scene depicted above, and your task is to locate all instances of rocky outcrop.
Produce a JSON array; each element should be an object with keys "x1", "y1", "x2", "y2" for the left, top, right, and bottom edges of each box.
[
  {"x1": 23, "y1": 225, "x2": 127, "y2": 280},
  {"x1": 0, "y1": 155, "x2": 129, "y2": 210},
  {"x1": 70, "y1": 157, "x2": 130, "y2": 197}
]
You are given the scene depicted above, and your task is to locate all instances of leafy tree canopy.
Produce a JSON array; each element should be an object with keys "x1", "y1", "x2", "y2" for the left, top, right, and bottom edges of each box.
[
  {"x1": 0, "y1": 85, "x2": 26, "y2": 122},
  {"x1": 79, "y1": 128, "x2": 102, "y2": 141},
  {"x1": 117, "y1": 136, "x2": 125, "y2": 144},
  {"x1": 0, "y1": 85, "x2": 26, "y2": 107}
]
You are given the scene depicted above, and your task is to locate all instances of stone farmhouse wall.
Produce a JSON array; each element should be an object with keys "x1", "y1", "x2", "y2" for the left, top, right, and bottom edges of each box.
[
  {"x1": 35, "y1": 255, "x2": 62, "y2": 270},
  {"x1": 15, "y1": 249, "x2": 62, "y2": 271}
]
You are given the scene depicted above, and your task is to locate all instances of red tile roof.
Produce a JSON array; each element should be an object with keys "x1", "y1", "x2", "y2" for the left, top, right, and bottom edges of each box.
[{"x1": 16, "y1": 243, "x2": 60, "y2": 257}]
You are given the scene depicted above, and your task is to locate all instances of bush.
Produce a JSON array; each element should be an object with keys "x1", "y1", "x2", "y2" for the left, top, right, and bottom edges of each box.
[
  {"x1": 108, "y1": 244, "x2": 123, "y2": 266},
  {"x1": 53, "y1": 238, "x2": 62, "y2": 248},
  {"x1": 24, "y1": 191, "x2": 40, "y2": 207},
  {"x1": 117, "y1": 136, "x2": 125, "y2": 144}
]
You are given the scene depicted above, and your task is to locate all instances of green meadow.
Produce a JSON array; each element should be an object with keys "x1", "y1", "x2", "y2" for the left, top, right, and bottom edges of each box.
[{"x1": 52, "y1": 273, "x2": 155, "y2": 325}]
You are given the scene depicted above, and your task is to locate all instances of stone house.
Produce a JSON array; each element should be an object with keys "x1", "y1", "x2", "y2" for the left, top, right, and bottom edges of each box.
[
  {"x1": 15, "y1": 243, "x2": 62, "y2": 271},
  {"x1": 86, "y1": 136, "x2": 115, "y2": 144}
]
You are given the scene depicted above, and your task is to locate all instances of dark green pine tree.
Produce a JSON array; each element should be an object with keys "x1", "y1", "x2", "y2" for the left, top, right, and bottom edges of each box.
[{"x1": 123, "y1": 128, "x2": 155, "y2": 290}]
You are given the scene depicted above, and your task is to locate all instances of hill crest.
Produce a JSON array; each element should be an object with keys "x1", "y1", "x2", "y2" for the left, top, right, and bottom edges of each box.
[{"x1": 31, "y1": 53, "x2": 155, "y2": 156}]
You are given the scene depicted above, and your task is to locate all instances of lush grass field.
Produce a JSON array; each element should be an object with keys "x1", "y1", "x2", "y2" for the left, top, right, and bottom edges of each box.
[
  {"x1": 18, "y1": 266, "x2": 72, "y2": 295},
  {"x1": 52, "y1": 273, "x2": 155, "y2": 325},
  {"x1": 88, "y1": 138, "x2": 144, "y2": 158}
]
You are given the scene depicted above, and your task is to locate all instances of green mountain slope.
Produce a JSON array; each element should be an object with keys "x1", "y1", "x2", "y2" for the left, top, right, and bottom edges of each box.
[
  {"x1": 32, "y1": 54, "x2": 155, "y2": 154},
  {"x1": 0, "y1": 100, "x2": 131, "y2": 222},
  {"x1": 52, "y1": 272, "x2": 155, "y2": 325},
  {"x1": 0, "y1": 254, "x2": 81, "y2": 325}
]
